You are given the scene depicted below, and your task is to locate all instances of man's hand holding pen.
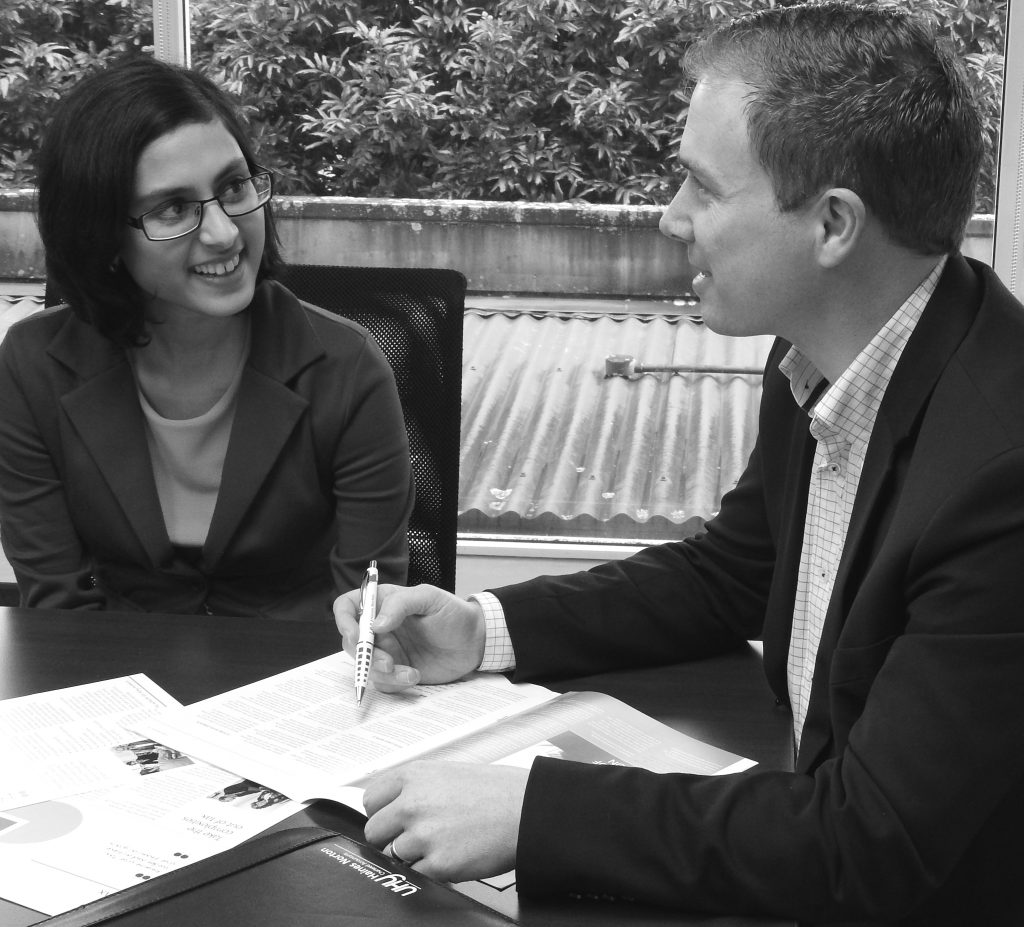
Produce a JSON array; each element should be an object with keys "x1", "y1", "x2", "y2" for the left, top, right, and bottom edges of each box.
[
  {"x1": 336, "y1": 583, "x2": 487, "y2": 693},
  {"x1": 336, "y1": 580, "x2": 522, "y2": 880}
]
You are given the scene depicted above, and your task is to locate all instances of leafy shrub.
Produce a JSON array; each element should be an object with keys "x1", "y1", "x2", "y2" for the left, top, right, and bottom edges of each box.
[
  {"x1": 0, "y1": 0, "x2": 152, "y2": 185},
  {"x1": 0, "y1": 0, "x2": 1007, "y2": 209}
]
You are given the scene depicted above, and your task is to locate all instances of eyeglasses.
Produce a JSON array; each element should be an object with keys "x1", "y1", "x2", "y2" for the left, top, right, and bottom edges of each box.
[{"x1": 126, "y1": 171, "x2": 274, "y2": 241}]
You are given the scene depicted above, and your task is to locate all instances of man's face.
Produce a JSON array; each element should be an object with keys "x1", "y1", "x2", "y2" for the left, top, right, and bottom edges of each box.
[{"x1": 659, "y1": 76, "x2": 816, "y2": 341}]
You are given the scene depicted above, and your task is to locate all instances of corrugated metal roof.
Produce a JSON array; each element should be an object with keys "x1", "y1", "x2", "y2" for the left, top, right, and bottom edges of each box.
[{"x1": 459, "y1": 306, "x2": 774, "y2": 541}]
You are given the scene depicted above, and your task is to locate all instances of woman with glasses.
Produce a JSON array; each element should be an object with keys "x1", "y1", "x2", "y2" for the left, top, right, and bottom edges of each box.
[{"x1": 0, "y1": 55, "x2": 413, "y2": 620}]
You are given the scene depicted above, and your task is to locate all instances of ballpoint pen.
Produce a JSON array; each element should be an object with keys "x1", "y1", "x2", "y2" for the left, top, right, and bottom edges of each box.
[{"x1": 354, "y1": 560, "x2": 378, "y2": 706}]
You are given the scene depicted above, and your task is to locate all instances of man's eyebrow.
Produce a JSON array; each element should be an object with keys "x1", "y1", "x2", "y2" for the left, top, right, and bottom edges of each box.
[{"x1": 678, "y1": 156, "x2": 714, "y2": 186}]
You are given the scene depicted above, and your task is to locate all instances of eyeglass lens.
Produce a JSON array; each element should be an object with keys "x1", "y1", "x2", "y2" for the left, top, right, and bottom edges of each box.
[{"x1": 142, "y1": 174, "x2": 272, "y2": 241}]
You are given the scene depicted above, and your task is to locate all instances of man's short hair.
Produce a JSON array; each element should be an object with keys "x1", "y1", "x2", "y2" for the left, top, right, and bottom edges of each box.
[{"x1": 684, "y1": 1, "x2": 983, "y2": 255}]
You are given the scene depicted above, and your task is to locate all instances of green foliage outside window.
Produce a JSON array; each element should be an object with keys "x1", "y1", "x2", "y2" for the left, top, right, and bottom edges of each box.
[{"x1": 0, "y1": 0, "x2": 1007, "y2": 209}]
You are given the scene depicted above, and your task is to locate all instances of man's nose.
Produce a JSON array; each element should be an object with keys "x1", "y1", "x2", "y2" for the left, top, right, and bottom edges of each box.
[{"x1": 659, "y1": 187, "x2": 693, "y2": 243}]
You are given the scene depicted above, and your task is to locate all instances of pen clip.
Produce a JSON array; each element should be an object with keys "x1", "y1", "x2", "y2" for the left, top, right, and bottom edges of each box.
[{"x1": 359, "y1": 560, "x2": 378, "y2": 617}]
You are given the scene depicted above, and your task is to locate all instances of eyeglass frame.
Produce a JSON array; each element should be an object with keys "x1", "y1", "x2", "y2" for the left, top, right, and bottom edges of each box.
[{"x1": 125, "y1": 170, "x2": 274, "y2": 242}]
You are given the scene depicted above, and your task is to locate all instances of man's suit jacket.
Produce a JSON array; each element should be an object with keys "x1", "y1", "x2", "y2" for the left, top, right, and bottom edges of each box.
[
  {"x1": 493, "y1": 256, "x2": 1024, "y2": 925},
  {"x1": 0, "y1": 281, "x2": 414, "y2": 620}
]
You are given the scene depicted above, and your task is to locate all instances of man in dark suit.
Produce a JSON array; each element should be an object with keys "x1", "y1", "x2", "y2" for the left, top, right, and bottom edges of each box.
[{"x1": 335, "y1": 3, "x2": 1024, "y2": 923}]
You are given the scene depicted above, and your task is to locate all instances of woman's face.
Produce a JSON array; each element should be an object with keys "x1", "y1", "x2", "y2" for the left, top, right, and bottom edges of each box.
[{"x1": 119, "y1": 118, "x2": 266, "y2": 327}]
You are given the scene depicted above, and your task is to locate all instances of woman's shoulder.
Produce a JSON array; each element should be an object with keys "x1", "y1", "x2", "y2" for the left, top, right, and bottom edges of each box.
[
  {"x1": 0, "y1": 304, "x2": 77, "y2": 367},
  {"x1": 247, "y1": 281, "x2": 392, "y2": 389},
  {"x1": 257, "y1": 280, "x2": 371, "y2": 343},
  {"x1": 296, "y1": 297, "x2": 374, "y2": 344},
  {"x1": 255, "y1": 280, "x2": 384, "y2": 368},
  {"x1": 3, "y1": 303, "x2": 74, "y2": 342}
]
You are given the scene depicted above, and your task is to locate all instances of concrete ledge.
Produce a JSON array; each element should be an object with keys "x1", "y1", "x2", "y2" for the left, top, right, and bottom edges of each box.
[
  {"x1": 0, "y1": 189, "x2": 996, "y2": 295},
  {"x1": 273, "y1": 195, "x2": 695, "y2": 297},
  {"x1": 0, "y1": 191, "x2": 44, "y2": 280}
]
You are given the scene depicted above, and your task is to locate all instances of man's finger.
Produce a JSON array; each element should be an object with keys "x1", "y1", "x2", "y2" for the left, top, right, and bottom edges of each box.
[{"x1": 370, "y1": 584, "x2": 444, "y2": 634}]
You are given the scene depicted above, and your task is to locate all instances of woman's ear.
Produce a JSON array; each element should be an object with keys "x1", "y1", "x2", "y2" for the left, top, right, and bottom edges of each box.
[{"x1": 813, "y1": 187, "x2": 866, "y2": 268}]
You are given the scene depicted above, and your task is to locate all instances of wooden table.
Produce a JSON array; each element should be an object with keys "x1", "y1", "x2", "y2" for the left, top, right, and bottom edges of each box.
[{"x1": 0, "y1": 607, "x2": 793, "y2": 927}]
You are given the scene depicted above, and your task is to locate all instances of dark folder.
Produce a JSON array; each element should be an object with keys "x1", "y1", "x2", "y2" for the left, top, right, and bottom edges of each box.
[{"x1": 43, "y1": 827, "x2": 514, "y2": 926}]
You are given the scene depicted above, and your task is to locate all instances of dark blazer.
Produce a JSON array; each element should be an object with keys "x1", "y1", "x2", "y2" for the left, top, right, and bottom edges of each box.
[
  {"x1": 495, "y1": 256, "x2": 1024, "y2": 925},
  {"x1": 0, "y1": 281, "x2": 414, "y2": 621}
]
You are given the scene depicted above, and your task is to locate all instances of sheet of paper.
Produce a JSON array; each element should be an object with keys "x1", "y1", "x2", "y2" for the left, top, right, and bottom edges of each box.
[
  {"x1": 417, "y1": 689, "x2": 755, "y2": 773},
  {"x1": 0, "y1": 674, "x2": 184, "y2": 810},
  {"x1": 0, "y1": 762, "x2": 303, "y2": 915},
  {"x1": 138, "y1": 652, "x2": 559, "y2": 805}
]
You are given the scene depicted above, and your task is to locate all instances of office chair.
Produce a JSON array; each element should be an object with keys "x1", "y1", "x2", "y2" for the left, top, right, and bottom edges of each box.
[
  {"x1": 0, "y1": 582, "x2": 18, "y2": 606},
  {"x1": 278, "y1": 264, "x2": 466, "y2": 592},
  {"x1": 44, "y1": 265, "x2": 466, "y2": 593}
]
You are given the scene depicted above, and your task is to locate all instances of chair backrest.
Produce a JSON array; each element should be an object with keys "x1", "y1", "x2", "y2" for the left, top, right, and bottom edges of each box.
[
  {"x1": 279, "y1": 264, "x2": 465, "y2": 592},
  {"x1": 0, "y1": 582, "x2": 19, "y2": 607}
]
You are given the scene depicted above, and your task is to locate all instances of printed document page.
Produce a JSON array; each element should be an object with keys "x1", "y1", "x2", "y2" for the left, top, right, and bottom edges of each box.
[
  {"x1": 0, "y1": 674, "x2": 183, "y2": 810},
  {"x1": 0, "y1": 762, "x2": 303, "y2": 915},
  {"x1": 139, "y1": 652, "x2": 559, "y2": 805},
  {"x1": 0, "y1": 675, "x2": 305, "y2": 916}
]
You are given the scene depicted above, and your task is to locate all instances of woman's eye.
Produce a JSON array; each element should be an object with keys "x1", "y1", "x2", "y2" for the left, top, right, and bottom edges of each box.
[
  {"x1": 151, "y1": 201, "x2": 191, "y2": 221},
  {"x1": 220, "y1": 178, "x2": 250, "y2": 202}
]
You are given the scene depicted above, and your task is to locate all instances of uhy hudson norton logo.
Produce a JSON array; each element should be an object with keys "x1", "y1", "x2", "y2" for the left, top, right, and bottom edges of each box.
[{"x1": 320, "y1": 843, "x2": 420, "y2": 897}]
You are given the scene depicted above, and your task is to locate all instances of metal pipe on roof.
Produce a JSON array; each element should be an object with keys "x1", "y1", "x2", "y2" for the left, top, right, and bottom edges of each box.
[{"x1": 604, "y1": 355, "x2": 764, "y2": 379}]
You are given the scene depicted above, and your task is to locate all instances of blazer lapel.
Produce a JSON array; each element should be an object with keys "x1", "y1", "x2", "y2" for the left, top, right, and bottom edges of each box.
[
  {"x1": 795, "y1": 254, "x2": 984, "y2": 771},
  {"x1": 51, "y1": 322, "x2": 170, "y2": 568},
  {"x1": 202, "y1": 283, "x2": 325, "y2": 566}
]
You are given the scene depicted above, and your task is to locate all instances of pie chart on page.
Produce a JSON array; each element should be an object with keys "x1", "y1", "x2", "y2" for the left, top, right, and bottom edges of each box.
[{"x1": 0, "y1": 802, "x2": 84, "y2": 843}]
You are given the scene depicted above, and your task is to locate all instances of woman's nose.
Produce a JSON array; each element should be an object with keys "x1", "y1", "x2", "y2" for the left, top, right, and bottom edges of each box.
[
  {"x1": 659, "y1": 187, "x2": 694, "y2": 244},
  {"x1": 197, "y1": 200, "x2": 239, "y2": 245}
]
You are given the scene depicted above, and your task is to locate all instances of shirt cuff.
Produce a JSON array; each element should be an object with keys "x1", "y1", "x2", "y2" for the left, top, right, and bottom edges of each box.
[{"x1": 469, "y1": 591, "x2": 516, "y2": 672}]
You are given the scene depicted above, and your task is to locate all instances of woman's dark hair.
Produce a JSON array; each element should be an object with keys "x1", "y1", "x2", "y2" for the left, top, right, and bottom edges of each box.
[{"x1": 37, "y1": 54, "x2": 283, "y2": 346}]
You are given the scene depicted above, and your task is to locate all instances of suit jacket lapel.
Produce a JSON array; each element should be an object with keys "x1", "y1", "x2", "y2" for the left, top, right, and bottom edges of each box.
[
  {"x1": 51, "y1": 319, "x2": 169, "y2": 568},
  {"x1": 795, "y1": 254, "x2": 984, "y2": 771},
  {"x1": 202, "y1": 282, "x2": 325, "y2": 566}
]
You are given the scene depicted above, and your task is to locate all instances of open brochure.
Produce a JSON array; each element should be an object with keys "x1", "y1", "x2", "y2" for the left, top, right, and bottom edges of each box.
[
  {"x1": 0, "y1": 677, "x2": 305, "y2": 916},
  {"x1": 0, "y1": 674, "x2": 182, "y2": 811},
  {"x1": 138, "y1": 652, "x2": 755, "y2": 815}
]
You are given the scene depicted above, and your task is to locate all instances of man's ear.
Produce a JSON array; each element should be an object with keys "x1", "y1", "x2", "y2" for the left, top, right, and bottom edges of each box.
[{"x1": 813, "y1": 188, "x2": 866, "y2": 268}]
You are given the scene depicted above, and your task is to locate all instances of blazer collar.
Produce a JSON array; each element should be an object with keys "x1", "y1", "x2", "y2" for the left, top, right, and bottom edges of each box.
[
  {"x1": 243, "y1": 280, "x2": 325, "y2": 383},
  {"x1": 51, "y1": 321, "x2": 168, "y2": 568},
  {"x1": 203, "y1": 281, "x2": 327, "y2": 565},
  {"x1": 795, "y1": 254, "x2": 984, "y2": 771},
  {"x1": 50, "y1": 281, "x2": 327, "y2": 569}
]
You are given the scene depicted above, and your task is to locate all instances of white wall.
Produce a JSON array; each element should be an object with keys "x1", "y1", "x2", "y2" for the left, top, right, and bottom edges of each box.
[{"x1": 454, "y1": 539, "x2": 638, "y2": 597}]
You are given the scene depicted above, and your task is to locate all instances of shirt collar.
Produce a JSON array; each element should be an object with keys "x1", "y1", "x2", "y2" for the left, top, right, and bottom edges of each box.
[{"x1": 780, "y1": 256, "x2": 947, "y2": 441}]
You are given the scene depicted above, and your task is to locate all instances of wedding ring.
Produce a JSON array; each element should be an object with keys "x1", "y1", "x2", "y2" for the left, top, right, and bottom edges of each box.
[{"x1": 385, "y1": 837, "x2": 410, "y2": 865}]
